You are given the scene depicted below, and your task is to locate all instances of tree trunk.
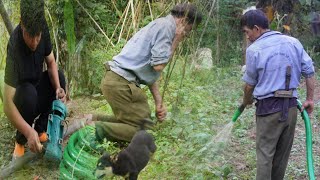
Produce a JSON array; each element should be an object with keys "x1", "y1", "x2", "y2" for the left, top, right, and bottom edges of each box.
[
  {"x1": 0, "y1": 0, "x2": 13, "y2": 34},
  {"x1": 0, "y1": 0, "x2": 14, "y2": 102}
]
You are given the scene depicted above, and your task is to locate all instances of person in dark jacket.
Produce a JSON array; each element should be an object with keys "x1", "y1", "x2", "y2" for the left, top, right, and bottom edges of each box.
[{"x1": 3, "y1": 0, "x2": 66, "y2": 159}]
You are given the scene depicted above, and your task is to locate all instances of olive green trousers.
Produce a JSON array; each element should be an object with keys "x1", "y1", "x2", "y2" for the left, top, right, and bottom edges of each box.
[
  {"x1": 95, "y1": 70, "x2": 153, "y2": 142},
  {"x1": 256, "y1": 107, "x2": 297, "y2": 180}
]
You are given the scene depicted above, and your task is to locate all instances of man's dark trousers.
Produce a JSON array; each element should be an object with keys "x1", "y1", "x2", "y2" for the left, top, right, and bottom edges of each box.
[
  {"x1": 256, "y1": 107, "x2": 297, "y2": 180},
  {"x1": 13, "y1": 70, "x2": 66, "y2": 145}
]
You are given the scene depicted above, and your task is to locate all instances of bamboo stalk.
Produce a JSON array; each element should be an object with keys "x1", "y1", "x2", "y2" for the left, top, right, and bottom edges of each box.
[
  {"x1": 0, "y1": 0, "x2": 13, "y2": 34},
  {"x1": 129, "y1": 0, "x2": 136, "y2": 32},
  {"x1": 75, "y1": 0, "x2": 114, "y2": 47},
  {"x1": 45, "y1": 7, "x2": 59, "y2": 66},
  {"x1": 107, "y1": 4, "x2": 129, "y2": 49},
  {"x1": 215, "y1": 0, "x2": 220, "y2": 64},
  {"x1": 125, "y1": 20, "x2": 133, "y2": 42},
  {"x1": 191, "y1": 0, "x2": 216, "y2": 69},
  {"x1": 134, "y1": 0, "x2": 142, "y2": 32},
  {"x1": 173, "y1": 48, "x2": 188, "y2": 114},
  {"x1": 156, "y1": 2, "x2": 174, "y2": 19},
  {"x1": 0, "y1": 0, "x2": 13, "y2": 102},
  {"x1": 118, "y1": 2, "x2": 130, "y2": 43},
  {"x1": 197, "y1": 0, "x2": 216, "y2": 49},
  {"x1": 147, "y1": 0, "x2": 154, "y2": 21},
  {"x1": 111, "y1": 0, "x2": 120, "y2": 17},
  {"x1": 161, "y1": 44, "x2": 183, "y2": 101}
]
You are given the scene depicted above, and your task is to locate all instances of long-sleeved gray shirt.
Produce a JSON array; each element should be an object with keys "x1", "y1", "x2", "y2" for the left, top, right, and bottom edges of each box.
[{"x1": 108, "y1": 14, "x2": 176, "y2": 85}]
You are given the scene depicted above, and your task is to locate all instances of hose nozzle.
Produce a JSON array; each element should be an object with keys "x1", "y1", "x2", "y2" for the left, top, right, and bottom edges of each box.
[{"x1": 232, "y1": 104, "x2": 245, "y2": 122}]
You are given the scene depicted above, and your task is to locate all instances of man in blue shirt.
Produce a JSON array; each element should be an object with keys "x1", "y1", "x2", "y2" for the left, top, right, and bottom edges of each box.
[
  {"x1": 240, "y1": 9, "x2": 315, "y2": 179},
  {"x1": 92, "y1": 3, "x2": 202, "y2": 142}
]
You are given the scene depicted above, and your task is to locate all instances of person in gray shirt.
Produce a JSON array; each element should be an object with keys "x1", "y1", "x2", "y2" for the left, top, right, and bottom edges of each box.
[{"x1": 92, "y1": 3, "x2": 202, "y2": 142}]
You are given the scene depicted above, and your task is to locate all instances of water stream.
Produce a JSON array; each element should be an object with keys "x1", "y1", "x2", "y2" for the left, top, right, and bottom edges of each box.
[{"x1": 200, "y1": 121, "x2": 235, "y2": 158}]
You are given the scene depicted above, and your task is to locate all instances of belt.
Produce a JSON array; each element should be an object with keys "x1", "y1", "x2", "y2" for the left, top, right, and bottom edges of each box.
[{"x1": 104, "y1": 62, "x2": 141, "y2": 88}]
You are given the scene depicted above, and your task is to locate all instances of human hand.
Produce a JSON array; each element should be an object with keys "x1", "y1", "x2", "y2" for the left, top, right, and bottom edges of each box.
[
  {"x1": 242, "y1": 97, "x2": 254, "y2": 107},
  {"x1": 156, "y1": 104, "x2": 167, "y2": 122},
  {"x1": 56, "y1": 87, "x2": 66, "y2": 103},
  {"x1": 27, "y1": 129, "x2": 43, "y2": 153},
  {"x1": 301, "y1": 100, "x2": 314, "y2": 115}
]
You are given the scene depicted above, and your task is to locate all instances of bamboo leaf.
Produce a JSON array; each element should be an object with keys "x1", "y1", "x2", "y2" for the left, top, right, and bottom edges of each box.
[
  {"x1": 64, "y1": 0, "x2": 76, "y2": 55},
  {"x1": 75, "y1": 36, "x2": 86, "y2": 56}
]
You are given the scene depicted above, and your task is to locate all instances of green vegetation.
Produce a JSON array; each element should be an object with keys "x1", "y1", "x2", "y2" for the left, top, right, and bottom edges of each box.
[{"x1": 0, "y1": 0, "x2": 319, "y2": 179}]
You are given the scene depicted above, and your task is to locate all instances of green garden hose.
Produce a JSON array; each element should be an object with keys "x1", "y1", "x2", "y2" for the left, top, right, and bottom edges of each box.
[
  {"x1": 67, "y1": 131, "x2": 97, "y2": 168},
  {"x1": 297, "y1": 100, "x2": 315, "y2": 180},
  {"x1": 232, "y1": 100, "x2": 315, "y2": 179},
  {"x1": 59, "y1": 126, "x2": 99, "y2": 180}
]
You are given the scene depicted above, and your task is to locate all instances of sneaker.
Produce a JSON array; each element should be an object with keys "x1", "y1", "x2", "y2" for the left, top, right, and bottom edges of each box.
[
  {"x1": 39, "y1": 132, "x2": 48, "y2": 143},
  {"x1": 12, "y1": 142, "x2": 25, "y2": 160}
]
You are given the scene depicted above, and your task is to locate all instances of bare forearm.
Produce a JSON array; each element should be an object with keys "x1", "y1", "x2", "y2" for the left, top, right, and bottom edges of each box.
[
  {"x1": 243, "y1": 83, "x2": 254, "y2": 106},
  {"x1": 47, "y1": 62, "x2": 60, "y2": 90},
  {"x1": 46, "y1": 52, "x2": 61, "y2": 90},
  {"x1": 305, "y1": 76, "x2": 315, "y2": 101},
  {"x1": 3, "y1": 85, "x2": 32, "y2": 138},
  {"x1": 148, "y1": 82, "x2": 162, "y2": 106},
  {"x1": 4, "y1": 101, "x2": 32, "y2": 137}
]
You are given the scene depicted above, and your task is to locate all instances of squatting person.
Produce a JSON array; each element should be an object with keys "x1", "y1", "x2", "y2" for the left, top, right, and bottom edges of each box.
[{"x1": 3, "y1": 0, "x2": 66, "y2": 159}]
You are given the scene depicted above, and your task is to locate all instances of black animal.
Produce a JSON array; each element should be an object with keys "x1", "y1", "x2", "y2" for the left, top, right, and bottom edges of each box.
[{"x1": 95, "y1": 129, "x2": 156, "y2": 180}]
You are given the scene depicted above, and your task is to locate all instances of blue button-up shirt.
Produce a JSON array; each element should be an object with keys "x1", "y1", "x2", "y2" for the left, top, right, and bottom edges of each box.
[
  {"x1": 242, "y1": 31, "x2": 315, "y2": 100},
  {"x1": 108, "y1": 15, "x2": 176, "y2": 85}
]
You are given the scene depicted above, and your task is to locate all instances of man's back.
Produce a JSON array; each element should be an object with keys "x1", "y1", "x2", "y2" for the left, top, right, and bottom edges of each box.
[
  {"x1": 244, "y1": 31, "x2": 314, "y2": 99},
  {"x1": 110, "y1": 15, "x2": 176, "y2": 85}
]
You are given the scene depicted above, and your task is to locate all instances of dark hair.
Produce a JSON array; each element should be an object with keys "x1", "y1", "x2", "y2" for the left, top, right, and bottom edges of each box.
[
  {"x1": 20, "y1": 0, "x2": 45, "y2": 36},
  {"x1": 240, "y1": 9, "x2": 269, "y2": 29},
  {"x1": 171, "y1": 3, "x2": 202, "y2": 26}
]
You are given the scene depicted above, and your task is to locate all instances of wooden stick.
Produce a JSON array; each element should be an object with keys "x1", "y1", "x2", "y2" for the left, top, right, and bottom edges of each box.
[
  {"x1": 111, "y1": 0, "x2": 120, "y2": 17},
  {"x1": 75, "y1": 0, "x2": 114, "y2": 47},
  {"x1": 133, "y1": 0, "x2": 141, "y2": 33},
  {"x1": 107, "y1": 4, "x2": 129, "y2": 49},
  {"x1": 147, "y1": 0, "x2": 154, "y2": 21},
  {"x1": 191, "y1": 0, "x2": 216, "y2": 69},
  {"x1": 118, "y1": 2, "x2": 130, "y2": 43},
  {"x1": 0, "y1": 0, "x2": 13, "y2": 102},
  {"x1": 0, "y1": 0, "x2": 13, "y2": 34},
  {"x1": 129, "y1": 0, "x2": 136, "y2": 32},
  {"x1": 45, "y1": 7, "x2": 60, "y2": 66},
  {"x1": 125, "y1": 20, "x2": 133, "y2": 42},
  {"x1": 156, "y1": 2, "x2": 173, "y2": 19},
  {"x1": 0, "y1": 152, "x2": 41, "y2": 179},
  {"x1": 215, "y1": 0, "x2": 220, "y2": 64}
]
